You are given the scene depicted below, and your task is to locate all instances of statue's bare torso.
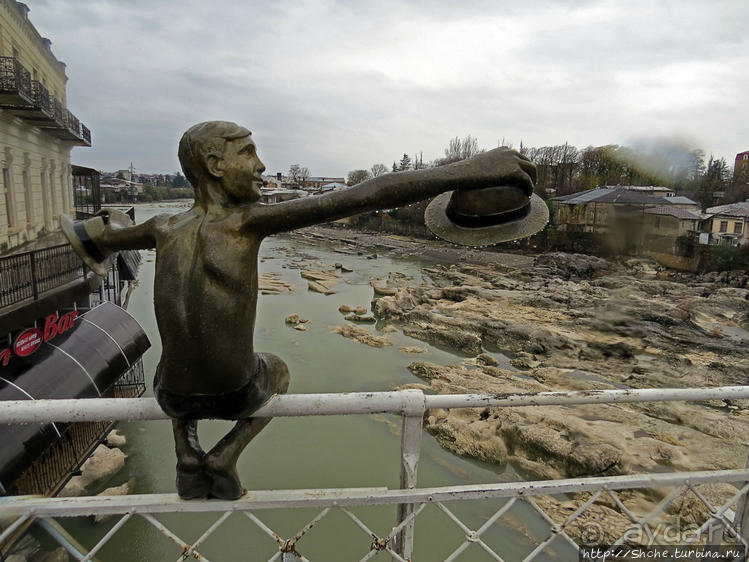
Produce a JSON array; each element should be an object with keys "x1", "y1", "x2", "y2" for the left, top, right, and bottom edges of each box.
[{"x1": 152, "y1": 207, "x2": 261, "y2": 395}]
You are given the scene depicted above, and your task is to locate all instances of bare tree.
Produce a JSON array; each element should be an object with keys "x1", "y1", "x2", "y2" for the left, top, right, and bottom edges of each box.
[
  {"x1": 347, "y1": 169, "x2": 371, "y2": 186},
  {"x1": 370, "y1": 163, "x2": 387, "y2": 177},
  {"x1": 436, "y1": 135, "x2": 483, "y2": 166},
  {"x1": 288, "y1": 164, "x2": 310, "y2": 187}
]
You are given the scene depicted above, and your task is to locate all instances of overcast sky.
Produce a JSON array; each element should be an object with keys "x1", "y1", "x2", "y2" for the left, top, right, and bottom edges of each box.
[{"x1": 26, "y1": 0, "x2": 749, "y2": 177}]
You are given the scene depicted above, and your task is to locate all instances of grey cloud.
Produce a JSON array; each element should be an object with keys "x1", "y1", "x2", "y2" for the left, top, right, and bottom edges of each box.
[{"x1": 25, "y1": 0, "x2": 749, "y2": 175}]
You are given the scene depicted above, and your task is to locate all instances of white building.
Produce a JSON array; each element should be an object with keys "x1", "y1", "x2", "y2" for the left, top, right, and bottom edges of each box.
[{"x1": 0, "y1": 0, "x2": 90, "y2": 254}]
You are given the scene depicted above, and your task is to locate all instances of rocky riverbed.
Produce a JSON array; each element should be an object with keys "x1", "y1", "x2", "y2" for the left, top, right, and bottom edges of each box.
[{"x1": 288, "y1": 225, "x2": 749, "y2": 543}]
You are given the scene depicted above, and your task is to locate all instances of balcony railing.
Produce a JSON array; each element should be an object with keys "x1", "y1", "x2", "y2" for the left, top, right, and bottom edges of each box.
[
  {"x1": 30, "y1": 80, "x2": 53, "y2": 118},
  {"x1": 0, "y1": 57, "x2": 90, "y2": 146},
  {"x1": 80, "y1": 124, "x2": 91, "y2": 146},
  {"x1": 0, "y1": 57, "x2": 33, "y2": 105},
  {"x1": 1, "y1": 386, "x2": 748, "y2": 561},
  {"x1": 0, "y1": 243, "x2": 85, "y2": 310},
  {"x1": 65, "y1": 110, "x2": 80, "y2": 137}
]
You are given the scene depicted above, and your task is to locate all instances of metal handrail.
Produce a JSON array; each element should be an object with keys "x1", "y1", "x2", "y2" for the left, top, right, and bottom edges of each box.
[
  {"x1": 1, "y1": 387, "x2": 748, "y2": 561},
  {"x1": 2, "y1": 385, "x2": 749, "y2": 423}
]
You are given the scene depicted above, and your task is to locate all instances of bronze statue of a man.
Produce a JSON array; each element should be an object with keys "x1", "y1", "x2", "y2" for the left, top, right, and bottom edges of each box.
[{"x1": 64, "y1": 121, "x2": 537, "y2": 500}]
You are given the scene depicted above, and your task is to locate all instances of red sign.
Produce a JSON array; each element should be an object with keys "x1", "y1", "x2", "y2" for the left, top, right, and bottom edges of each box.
[
  {"x1": 13, "y1": 328, "x2": 43, "y2": 357},
  {"x1": 1, "y1": 310, "x2": 79, "y2": 366}
]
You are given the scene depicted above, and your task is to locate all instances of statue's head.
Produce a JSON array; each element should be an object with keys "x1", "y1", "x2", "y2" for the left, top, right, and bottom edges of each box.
[{"x1": 178, "y1": 121, "x2": 265, "y2": 205}]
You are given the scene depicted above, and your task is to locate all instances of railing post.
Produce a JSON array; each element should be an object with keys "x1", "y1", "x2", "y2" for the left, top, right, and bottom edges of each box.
[
  {"x1": 734, "y1": 454, "x2": 749, "y2": 544},
  {"x1": 394, "y1": 389, "x2": 426, "y2": 561},
  {"x1": 29, "y1": 251, "x2": 39, "y2": 300}
]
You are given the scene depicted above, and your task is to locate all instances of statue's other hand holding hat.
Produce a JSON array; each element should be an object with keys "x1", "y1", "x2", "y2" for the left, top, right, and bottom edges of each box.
[
  {"x1": 447, "y1": 147, "x2": 537, "y2": 195},
  {"x1": 425, "y1": 148, "x2": 548, "y2": 247}
]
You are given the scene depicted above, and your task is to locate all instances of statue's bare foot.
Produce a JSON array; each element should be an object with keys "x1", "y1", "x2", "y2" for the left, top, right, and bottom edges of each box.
[
  {"x1": 204, "y1": 453, "x2": 245, "y2": 500},
  {"x1": 176, "y1": 453, "x2": 209, "y2": 499}
]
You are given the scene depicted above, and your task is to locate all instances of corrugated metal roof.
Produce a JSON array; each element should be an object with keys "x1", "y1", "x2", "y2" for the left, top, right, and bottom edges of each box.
[
  {"x1": 667, "y1": 196, "x2": 698, "y2": 206},
  {"x1": 706, "y1": 202, "x2": 749, "y2": 217},
  {"x1": 645, "y1": 206, "x2": 701, "y2": 220},
  {"x1": 554, "y1": 187, "x2": 669, "y2": 206}
]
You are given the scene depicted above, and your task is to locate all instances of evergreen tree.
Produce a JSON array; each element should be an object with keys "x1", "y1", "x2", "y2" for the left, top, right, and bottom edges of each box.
[{"x1": 398, "y1": 153, "x2": 412, "y2": 171}]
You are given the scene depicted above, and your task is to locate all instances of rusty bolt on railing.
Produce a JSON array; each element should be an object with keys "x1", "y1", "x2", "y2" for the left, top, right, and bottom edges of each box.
[{"x1": 370, "y1": 534, "x2": 390, "y2": 551}]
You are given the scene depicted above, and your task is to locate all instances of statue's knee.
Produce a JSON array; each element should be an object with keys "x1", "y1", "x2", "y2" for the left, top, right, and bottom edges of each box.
[{"x1": 260, "y1": 353, "x2": 290, "y2": 394}]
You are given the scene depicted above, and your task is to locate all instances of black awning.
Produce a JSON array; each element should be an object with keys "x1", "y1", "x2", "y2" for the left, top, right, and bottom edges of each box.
[
  {"x1": 117, "y1": 250, "x2": 142, "y2": 281},
  {"x1": 0, "y1": 301, "x2": 150, "y2": 490}
]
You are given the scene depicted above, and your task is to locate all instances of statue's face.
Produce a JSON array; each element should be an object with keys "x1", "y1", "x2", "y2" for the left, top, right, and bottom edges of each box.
[{"x1": 220, "y1": 136, "x2": 265, "y2": 202}]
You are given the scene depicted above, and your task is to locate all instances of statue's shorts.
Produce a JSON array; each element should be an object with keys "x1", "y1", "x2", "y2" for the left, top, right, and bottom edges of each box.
[{"x1": 153, "y1": 352, "x2": 290, "y2": 420}]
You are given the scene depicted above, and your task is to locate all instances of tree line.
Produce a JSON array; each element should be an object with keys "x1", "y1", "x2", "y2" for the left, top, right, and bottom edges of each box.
[{"x1": 344, "y1": 136, "x2": 747, "y2": 208}]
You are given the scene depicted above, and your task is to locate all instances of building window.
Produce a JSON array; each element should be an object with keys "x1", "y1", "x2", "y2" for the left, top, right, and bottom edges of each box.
[
  {"x1": 734, "y1": 222, "x2": 743, "y2": 235},
  {"x1": 3, "y1": 167, "x2": 17, "y2": 229},
  {"x1": 41, "y1": 170, "x2": 51, "y2": 227},
  {"x1": 719, "y1": 221, "x2": 728, "y2": 233},
  {"x1": 22, "y1": 169, "x2": 32, "y2": 224},
  {"x1": 49, "y1": 170, "x2": 57, "y2": 215}
]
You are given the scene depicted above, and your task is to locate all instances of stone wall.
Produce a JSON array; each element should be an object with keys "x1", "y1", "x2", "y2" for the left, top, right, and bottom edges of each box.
[{"x1": 644, "y1": 250, "x2": 701, "y2": 272}]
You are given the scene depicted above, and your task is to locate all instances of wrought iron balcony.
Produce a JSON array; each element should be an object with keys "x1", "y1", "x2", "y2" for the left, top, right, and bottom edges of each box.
[
  {"x1": 0, "y1": 57, "x2": 91, "y2": 146},
  {"x1": 9, "y1": 79, "x2": 55, "y2": 124},
  {"x1": 0, "y1": 57, "x2": 33, "y2": 107},
  {"x1": 0, "y1": 243, "x2": 85, "y2": 310}
]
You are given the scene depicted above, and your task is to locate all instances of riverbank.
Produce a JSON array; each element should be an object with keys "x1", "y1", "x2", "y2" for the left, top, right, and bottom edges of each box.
[{"x1": 288, "y1": 224, "x2": 749, "y2": 542}]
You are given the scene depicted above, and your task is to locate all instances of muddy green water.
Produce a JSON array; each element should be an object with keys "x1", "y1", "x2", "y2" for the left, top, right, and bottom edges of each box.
[{"x1": 49, "y1": 203, "x2": 573, "y2": 561}]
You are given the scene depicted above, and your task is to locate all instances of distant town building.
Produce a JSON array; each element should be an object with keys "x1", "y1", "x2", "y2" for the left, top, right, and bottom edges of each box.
[
  {"x1": 703, "y1": 201, "x2": 749, "y2": 246},
  {"x1": 260, "y1": 187, "x2": 307, "y2": 204},
  {"x1": 314, "y1": 182, "x2": 347, "y2": 194},
  {"x1": 734, "y1": 150, "x2": 749, "y2": 183},
  {"x1": 114, "y1": 169, "x2": 132, "y2": 181},
  {"x1": 552, "y1": 187, "x2": 669, "y2": 234},
  {"x1": 644, "y1": 206, "x2": 702, "y2": 238},
  {"x1": 302, "y1": 176, "x2": 345, "y2": 190}
]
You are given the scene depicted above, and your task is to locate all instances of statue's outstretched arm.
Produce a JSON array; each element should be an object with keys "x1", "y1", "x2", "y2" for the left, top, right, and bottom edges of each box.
[
  {"x1": 247, "y1": 148, "x2": 535, "y2": 235},
  {"x1": 62, "y1": 210, "x2": 168, "y2": 276},
  {"x1": 97, "y1": 212, "x2": 165, "y2": 250}
]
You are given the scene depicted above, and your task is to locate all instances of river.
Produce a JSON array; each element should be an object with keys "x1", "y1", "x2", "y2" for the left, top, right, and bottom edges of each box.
[{"x1": 52, "y1": 202, "x2": 571, "y2": 561}]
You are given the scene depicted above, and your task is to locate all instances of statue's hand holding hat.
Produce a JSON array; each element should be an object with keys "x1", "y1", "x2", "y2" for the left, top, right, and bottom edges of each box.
[
  {"x1": 425, "y1": 148, "x2": 548, "y2": 247},
  {"x1": 61, "y1": 209, "x2": 134, "y2": 277}
]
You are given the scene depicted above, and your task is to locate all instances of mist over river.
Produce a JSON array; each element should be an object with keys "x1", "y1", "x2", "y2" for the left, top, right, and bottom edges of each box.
[{"x1": 44, "y1": 202, "x2": 568, "y2": 561}]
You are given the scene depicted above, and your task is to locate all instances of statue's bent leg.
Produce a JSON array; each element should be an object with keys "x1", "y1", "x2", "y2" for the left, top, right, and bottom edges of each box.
[
  {"x1": 173, "y1": 419, "x2": 209, "y2": 499},
  {"x1": 205, "y1": 353, "x2": 290, "y2": 500}
]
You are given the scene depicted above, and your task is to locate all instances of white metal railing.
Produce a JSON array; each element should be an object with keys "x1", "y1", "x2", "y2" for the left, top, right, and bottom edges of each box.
[{"x1": 1, "y1": 386, "x2": 749, "y2": 561}]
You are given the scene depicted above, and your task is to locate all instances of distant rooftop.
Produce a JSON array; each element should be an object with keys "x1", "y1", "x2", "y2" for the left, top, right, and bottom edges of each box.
[
  {"x1": 667, "y1": 196, "x2": 698, "y2": 206},
  {"x1": 553, "y1": 187, "x2": 670, "y2": 206},
  {"x1": 606, "y1": 185, "x2": 674, "y2": 193},
  {"x1": 706, "y1": 201, "x2": 749, "y2": 217},
  {"x1": 644, "y1": 206, "x2": 701, "y2": 220}
]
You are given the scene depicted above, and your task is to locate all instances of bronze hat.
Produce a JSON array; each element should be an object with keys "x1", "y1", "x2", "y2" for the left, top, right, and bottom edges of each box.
[
  {"x1": 61, "y1": 209, "x2": 134, "y2": 277},
  {"x1": 425, "y1": 185, "x2": 549, "y2": 247}
]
